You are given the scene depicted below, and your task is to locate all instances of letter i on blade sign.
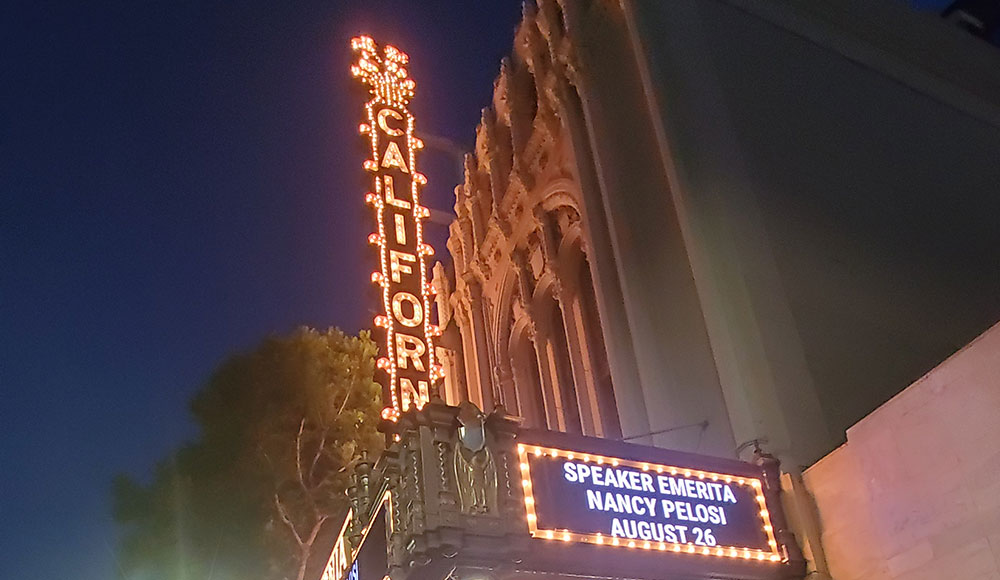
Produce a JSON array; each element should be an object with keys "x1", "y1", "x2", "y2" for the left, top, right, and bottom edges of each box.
[{"x1": 351, "y1": 36, "x2": 442, "y2": 426}]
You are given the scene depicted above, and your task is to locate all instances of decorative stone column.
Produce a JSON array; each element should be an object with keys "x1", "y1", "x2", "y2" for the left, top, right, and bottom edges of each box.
[{"x1": 512, "y1": 249, "x2": 564, "y2": 431}]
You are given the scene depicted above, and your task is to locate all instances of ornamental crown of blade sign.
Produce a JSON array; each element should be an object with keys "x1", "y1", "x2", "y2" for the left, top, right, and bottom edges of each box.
[{"x1": 351, "y1": 36, "x2": 416, "y2": 106}]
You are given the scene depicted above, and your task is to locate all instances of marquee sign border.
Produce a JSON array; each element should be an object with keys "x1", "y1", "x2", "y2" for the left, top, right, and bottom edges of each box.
[
  {"x1": 320, "y1": 488, "x2": 395, "y2": 580},
  {"x1": 516, "y1": 443, "x2": 783, "y2": 563}
]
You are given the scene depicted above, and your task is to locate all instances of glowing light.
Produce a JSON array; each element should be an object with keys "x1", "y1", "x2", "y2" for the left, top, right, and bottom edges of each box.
[
  {"x1": 352, "y1": 36, "x2": 437, "y2": 418},
  {"x1": 514, "y1": 443, "x2": 784, "y2": 563}
]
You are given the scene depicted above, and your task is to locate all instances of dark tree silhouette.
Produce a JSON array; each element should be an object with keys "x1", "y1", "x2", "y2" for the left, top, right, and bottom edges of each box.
[{"x1": 113, "y1": 327, "x2": 383, "y2": 580}]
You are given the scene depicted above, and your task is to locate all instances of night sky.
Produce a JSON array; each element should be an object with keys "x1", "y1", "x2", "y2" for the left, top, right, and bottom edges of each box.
[{"x1": 0, "y1": 1, "x2": 954, "y2": 579}]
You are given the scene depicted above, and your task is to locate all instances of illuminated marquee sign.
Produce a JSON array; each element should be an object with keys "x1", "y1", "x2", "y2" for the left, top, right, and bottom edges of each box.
[
  {"x1": 320, "y1": 509, "x2": 354, "y2": 580},
  {"x1": 517, "y1": 443, "x2": 783, "y2": 563},
  {"x1": 351, "y1": 36, "x2": 442, "y2": 421},
  {"x1": 320, "y1": 492, "x2": 391, "y2": 580}
]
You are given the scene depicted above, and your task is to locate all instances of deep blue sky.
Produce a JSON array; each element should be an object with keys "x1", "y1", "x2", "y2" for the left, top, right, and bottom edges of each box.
[
  {"x1": 0, "y1": 1, "x2": 956, "y2": 579},
  {"x1": 1, "y1": 1, "x2": 521, "y2": 579}
]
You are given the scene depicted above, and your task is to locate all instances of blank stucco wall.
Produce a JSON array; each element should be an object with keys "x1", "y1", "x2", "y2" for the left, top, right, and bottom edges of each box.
[{"x1": 803, "y1": 321, "x2": 1000, "y2": 580}]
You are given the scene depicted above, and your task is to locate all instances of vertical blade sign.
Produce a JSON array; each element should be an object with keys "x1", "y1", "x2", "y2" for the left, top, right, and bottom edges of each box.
[{"x1": 351, "y1": 36, "x2": 441, "y2": 423}]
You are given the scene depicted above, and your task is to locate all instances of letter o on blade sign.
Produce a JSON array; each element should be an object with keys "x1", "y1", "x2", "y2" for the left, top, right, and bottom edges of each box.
[{"x1": 392, "y1": 292, "x2": 424, "y2": 327}]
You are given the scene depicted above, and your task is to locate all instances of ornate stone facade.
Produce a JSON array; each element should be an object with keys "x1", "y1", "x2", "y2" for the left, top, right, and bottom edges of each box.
[
  {"x1": 436, "y1": 0, "x2": 1000, "y2": 471},
  {"x1": 438, "y1": 0, "x2": 621, "y2": 439}
]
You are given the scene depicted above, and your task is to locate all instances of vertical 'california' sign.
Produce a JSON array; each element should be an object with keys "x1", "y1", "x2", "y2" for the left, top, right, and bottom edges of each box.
[{"x1": 351, "y1": 36, "x2": 441, "y2": 423}]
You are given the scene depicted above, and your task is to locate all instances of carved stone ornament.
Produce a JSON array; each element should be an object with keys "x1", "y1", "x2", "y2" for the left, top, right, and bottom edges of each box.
[{"x1": 454, "y1": 402, "x2": 498, "y2": 515}]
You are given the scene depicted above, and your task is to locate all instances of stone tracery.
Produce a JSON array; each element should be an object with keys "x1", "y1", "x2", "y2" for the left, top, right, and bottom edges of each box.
[{"x1": 436, "y1": 0, "x2": 620, "y2": 439}]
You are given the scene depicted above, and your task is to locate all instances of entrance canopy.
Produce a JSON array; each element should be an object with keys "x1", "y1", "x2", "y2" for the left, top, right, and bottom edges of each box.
[{"x1": 319, "y1": 401, "x2": 803, "y2": 580}]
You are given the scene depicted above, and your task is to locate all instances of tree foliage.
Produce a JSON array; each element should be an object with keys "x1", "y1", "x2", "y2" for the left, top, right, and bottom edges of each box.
[{"x1": 113, "y1": 327, "x2": 383, "y2": 580}]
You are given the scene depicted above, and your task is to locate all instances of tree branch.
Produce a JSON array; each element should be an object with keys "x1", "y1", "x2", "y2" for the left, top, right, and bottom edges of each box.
[
  {"x1": 295, "y1": 418, "x2": 306, "y2": 492},
  {"x1": 308, "y1": 429, "x2": 327, "y2": 483},
  {"x1": 335, "y1": 374, "x2": 356, "y2": 420},
  {"x1": 294, "y1": 515, "x2": 330, "y2": 580},
  {"x1": 296, "y1": 417, "x2": 321, "y2": 520},
  {"x1": 274, "y1": 494, "x2": 303, "y2": 547},
  {"x1": 305, "y1": 515, "x2": 329, "y2": 546}
]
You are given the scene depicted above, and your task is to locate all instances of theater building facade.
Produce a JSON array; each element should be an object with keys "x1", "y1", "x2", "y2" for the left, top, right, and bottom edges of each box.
[
  {"x1": 324, "y1": 1, "x2": 1000, "y2": 580},
  {"x1": 435, "y1": 0, "x2": 1000, "y2": 469}
]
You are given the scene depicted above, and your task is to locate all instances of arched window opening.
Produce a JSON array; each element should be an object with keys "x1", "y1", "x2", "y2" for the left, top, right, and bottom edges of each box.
[
  {"x1": 543, "y1": 295, "x2": 583, "y2": 434},
  {"x1": 578, "y1": 257, "x2": 621, "y2": 438},
  {"x1": 512, "y1": 331, "x2": 547, "y2": 429}
]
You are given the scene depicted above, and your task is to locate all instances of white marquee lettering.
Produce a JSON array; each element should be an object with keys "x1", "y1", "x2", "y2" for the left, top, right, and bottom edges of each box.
[
  {"x1": 609, "y1": 519, "x2": 686, "y2": 543},
  {"x1": 532, "y1": 457, "x2": 768, "y2": 553},
  {"x1": 395, "y1": 333, "x2": 426, "y2": 371}
]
